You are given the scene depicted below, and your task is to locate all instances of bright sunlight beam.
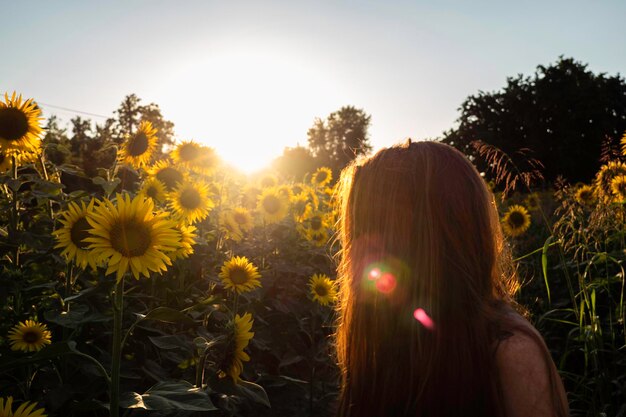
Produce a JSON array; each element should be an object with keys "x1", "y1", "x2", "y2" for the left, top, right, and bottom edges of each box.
[{"x1": 157, "y1": 42, "x2": 347, "y2": 174}]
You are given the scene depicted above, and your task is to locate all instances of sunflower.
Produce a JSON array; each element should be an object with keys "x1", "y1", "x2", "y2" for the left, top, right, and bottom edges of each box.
[
  {"x1": 501, "y1": 205, "x2": 531, "y2": 237},
  {"x1": 118, "y1": 120, "x2": 157, "y2": 168},
  {"x1": 187, "y1": 146, "x2": 219, "y2": 176},
  {"x1": 309, "y1": 229, "x2": 329, "y2": 247},
  {"x1": 241, "y1": 185, "x2": 261, "y2": 209},
  {"x1": 575, "y1": 184, "x2": 596, "y2": 206},
  {"x1": 594, "y1": 161, "x2": 626, "y2": 201},
  {"x1": 171, "y1": 140, "x2": 203, "y2": 166},
  {"x1": 218, "y1": 256, "x2": 262, "y2": 294},
  {"x1": 219, "y1": 313, "x2": 254, "y2": 383},
  {"x1": 53, "y1": 199, "x2": 98, "y2": 270},
  {"x1": 219, "y1": 211, "x2": 244, "y2": 242},
  {"x1": 309, "y1": 274, "x2": 337, "y2": 306},
  {"x1": 311, "y1": 167, "x2": 332, "y2": 187},
  {"x1": 257, "y1": 187, "x2": 289, "y2": 224},
  {"x1": 167, "y1": 223, "x2": 197, "y2": 261},
  {"x1": 524, "y1": 193, "x2": 541, "y2": 211},
  {"x1": 0, "y1": 92, "x2": 43, "y2": 153},
  {"x1": 291, "y1": 193, "x2": 312, "y2": 222},
  {"x1": 611, "y1": 175, "x2": 626, "y2": 201},
  {"x1": 230, "y1": 207, "x2": 253, "y2": 232},
  {"x1": 0, "y1": 148, "x2": 39, "y2": 174},
  {"x1": 138, "y1": 177, "x2": 167, "y2": 204},
  {"x1": 84, "y1": 194, "x2": 181, "y2": 282},
  {"x1": 259, "y1": 173, "x2": 278, "y2": 188},
  {"x1": 277, "y1": 184, "x2": 293, "y2": 200},
  {"x1": 299, "y1": 210, "x2": 328, "y2": 238},
  {"x1": 169, "y1": 182, "x2": 214, "y2": 224},
  {"x1": 621, "y1": 131, "x2": 626, "y2": 156},
  {"x1": 148, "y1": 161, "x2": 187, "y2": 191},
  {"x1": 8, "y1": 320, "x2": 52, "y2": 352},
  {"x1": 0, "y1": 397, "x2": 47, "y2": 417}
]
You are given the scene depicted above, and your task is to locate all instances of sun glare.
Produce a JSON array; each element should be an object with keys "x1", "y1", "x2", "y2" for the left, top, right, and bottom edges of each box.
[{"x1": 157, "y1": 43, "x2": 346, "y2": 174}]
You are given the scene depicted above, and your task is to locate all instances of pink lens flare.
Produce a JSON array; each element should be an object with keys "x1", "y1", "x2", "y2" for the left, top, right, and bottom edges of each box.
[
  {"x1": 375, "y1": 272, "x2": 397, "y2": 294},
  {"x1": 413, "y1": 308, "x2": 435, "y2": 330}
]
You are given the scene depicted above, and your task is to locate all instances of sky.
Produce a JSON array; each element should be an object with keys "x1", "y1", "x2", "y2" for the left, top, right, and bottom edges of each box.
[{"x1": 2, "y1": 0, "x2": 625, "y2": 172}]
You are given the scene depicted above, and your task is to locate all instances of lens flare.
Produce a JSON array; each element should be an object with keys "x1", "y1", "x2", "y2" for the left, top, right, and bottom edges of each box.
[
  {"x1": 368, "y1": 267, "x2": 381, "y2": 280},
  {"x1": 375, "y1": 272, "x2": 397, "y2": 294},
  {"x1": 413, "y1": 308, "x2": 435, "y2": 330}
]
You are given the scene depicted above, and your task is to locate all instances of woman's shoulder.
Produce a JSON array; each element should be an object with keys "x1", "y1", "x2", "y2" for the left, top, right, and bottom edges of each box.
[{"x1": 494, "y1": 308, "x2": 568, "y2": 417}]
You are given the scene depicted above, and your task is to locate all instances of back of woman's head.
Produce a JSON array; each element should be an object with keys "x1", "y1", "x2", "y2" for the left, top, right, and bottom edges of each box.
[{"x1": 335, "y1": 140, "x2": 515, "y2": 417}]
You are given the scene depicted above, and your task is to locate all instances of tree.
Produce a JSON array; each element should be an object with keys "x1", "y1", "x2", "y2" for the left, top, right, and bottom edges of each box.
[
  {"x1": 272, "y1": 145, "x2": 316, "y2": 181},
  {"x1": 442, "y1": 57, "x2": 626, "y2": 184},
  {"x1": 307, "y1": 106, "x2": 372, "y2": 174}
]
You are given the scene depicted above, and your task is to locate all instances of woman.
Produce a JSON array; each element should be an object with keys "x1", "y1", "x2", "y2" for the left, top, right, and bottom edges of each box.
[{"x1": 334, "y1": 141, "x2": 568, "y2": 417}]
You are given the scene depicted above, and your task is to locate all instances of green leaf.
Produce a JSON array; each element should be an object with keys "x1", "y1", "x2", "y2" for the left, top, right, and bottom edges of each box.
[
  {"x1": 541, "y1": 236, "x2": 553, "y2": 304},
  {"x1": 0, "y1": 342, "x2": 76, "y2": 371},
  {"x1": 138, "y1": 307, "x2": 196, "y2": 328},
  {"x1": 207, "y1": 374, "x2": 271, "y2": 408},
  {"x1": 148, "y1": 335, "x2": 192, "y2": 351},
  {"x1": 120, "y1": 380, "x2": 217, "y2": 411}
]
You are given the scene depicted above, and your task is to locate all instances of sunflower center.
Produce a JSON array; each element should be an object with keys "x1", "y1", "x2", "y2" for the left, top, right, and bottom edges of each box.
[
  {"x1": 0, "y1": 107, "x2": 29, "y2": 142},
  {"x1": 180, "y1": 188, "x2": 202, "y2": 209},
  {"x1": 127, "y1": 132, "x2": 149, "y2": 156},
  {"x1": 316, "y1": 172, "x2": 328, "y2": 183},
  {"x1": 508, "y1": 211, "x2": 526, "y2": 228},
  {"x1": 146, "y1": 185, "x2": 159, "y2": 199},
  {"x1": 22, "y1": 329, "x2": 42, "y2": 344},
  {"x1": 315, "y1": 284, "x2": 328, "y2": 297},
  {"x1": 230, "y1": 267, "x2": 251, "y2": 285},
  {"x1": 262, "y1": 195, "x2": 281, "y2": 214},
  {"x1": 293, "y1": 185, "x2": 303, "y2": 195},
  {"x1": 179, "y1": 144, "x2": 200, "y2": 161},
  {"x1": 156, "y1": 168, "x2": 184, "y2": 190},
  {"x1": 110, "y1": 220, "x2": 152, "y2": 257},
  {"x1": 310, "y1": 216, "x2": 323, "y2": 231},
  {"x1": 0, "y1": 152, "x2": 5, "y2": 164},
  {"x1": 70, "y1": 217, "x2": 92, "y2": 250},
  {"x1": 233, "y1": 212, "x2": 247, "y2": 225}
]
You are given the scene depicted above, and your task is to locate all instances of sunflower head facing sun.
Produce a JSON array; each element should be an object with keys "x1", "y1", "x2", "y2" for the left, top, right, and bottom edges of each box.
[
  {"x1": 0, "y1": 397, "x2": 47, "y2": 417},
  {"x1": 595, "y1": 160, "x2": 626, "y2": 201},
  {"x1": 309, "y1": 274, "x2": 337, "y2": 306},
  {"x1": 138, "y1": 177, "x2": 167, "y2": 204},
  {"x1": 169, "y1": 181, "x2": 214, "y2": 224},
  {"x1": 8, "y1": 320, "x2": 52, "y2": 352},
  {"x1": 171, "y1": 140, "x2": 203, "y2": 166},
  {"x1": 501, "y1": 205, "x2": 531, "y2": 237},
  {"x1": 610, "y1": 175, "x2": 626, "y2": 202},
  {"x1": 218, "y1": 256, "x2": 262, "y2": 294},
  {"x1": 53, "y1": 199, "x2": 98, "y2": 270},
  {"x1": 0, "y1": 92, "x2": 43, "y2": 153},
  {"x1": 148, "y1": 161, "x2": 188, "y2": 191},
  {"x1": 219, "y1": 312, "x2": 254, "y2": 383},
  {"x1": 84, "y1": 194, "x2": 181, "y2": 282},
  {"x1": 311, "y1": 167, "x2": 333, "y2": 188},
  {"x1": 118, "y1": 120, "x2": 158, "y2": 169},
  {"x1": 166, "y1": 223, "x2": 197, "y2": 261},
  {"x1": 257, "y1": 187, "x2": 289, "y2": 224},
  {"x1": 575, "y1": 184, "x2": 596, "y2": 206}
]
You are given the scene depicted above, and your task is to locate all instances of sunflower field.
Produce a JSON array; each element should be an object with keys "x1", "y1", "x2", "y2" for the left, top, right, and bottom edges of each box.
[{"x1": 0, "y1": 91, "x2": 624, "y2": 417}]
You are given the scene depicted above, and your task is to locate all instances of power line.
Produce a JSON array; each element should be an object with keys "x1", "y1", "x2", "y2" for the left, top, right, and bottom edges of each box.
[{"x1": 37, "y1": 102, "x2": 110, "y2": 119}]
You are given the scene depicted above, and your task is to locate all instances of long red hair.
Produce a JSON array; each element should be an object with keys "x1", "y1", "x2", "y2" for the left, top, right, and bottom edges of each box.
[{"x1": 334, "y1": 140, "x2": 566, "y2": 417}]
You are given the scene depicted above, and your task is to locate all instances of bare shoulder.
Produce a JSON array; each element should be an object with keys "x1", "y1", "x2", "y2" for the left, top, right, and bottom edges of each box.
[{"x1": 495, "y1": 326, "x2": 566, "y2": 417}]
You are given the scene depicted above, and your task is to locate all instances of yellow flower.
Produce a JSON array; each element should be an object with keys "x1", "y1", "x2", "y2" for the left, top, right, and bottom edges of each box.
[
  {"x1": 0, "y1": 397, "x2": 47, "y2": 417},
  {"x1": 85, "y1": 194, "x2": 181, "y2": 282},
  {"x1": 219, "y1": 211, "x2": 244, "y2": 242},
  {"x1": 190, "y1": 146, "x2": 220, "y2": 176},
  {"x1": 171, "y1": 140, "x2": 203, "y2": 167},
  {"x1": 53, "y1": 199, "x2": 98, "y2": 270},
  {"x1": 241, "y1": 185, "x2": 261, "y2": 209},
  {"x1": 148, "y1": 161, "x2": 187, "y2": 191},
  {"x1": 595, "y1": 161, "x2": 626, "y2": 201},
  {"x1": 0, "y1": 92, "x2": 43, "y2": 153},
  {"x1": 218, "y1": 256, "x2": 262, "y2": 294},
  {"x1": 311, "y1": 167, "x2": 332, "y2": 187},
  {"x1": 8, "y1": 320, "x2": 52, "y2": 352},
  {"x1": 167, "y1": 223, "x2": 197, "y2": 261},
  {"x1": 611, "y1": 175, "x2": 626, "y2": 201},
  {"x1": 575, "y1": 184, "x2": 596, "y2": 206},
  {"x1": 138, "y1": 177, "x2": 167, "y2": 204},
  {"x1": 257, "y1": 187, "x2": 289, "y2": 224},
  {"x1": 308, "y1": 274, "x2": 337, "y2": 306},
  {"x1": 501, "y1": 205, "x2": 531, "y2": 237},
  {"x1": 621, "y1": 131, "x2": 626, "y2": 156},
  {"x1": 291, "y1": 193, "x2": 312, "y2": 223},
  {"x1": 230, "y1": 207, "x2": 253, "y2": 232},
  {"x1": 309, "y1": 229, "x2": 329, "y2": 247},
  {"x1": 219, "y1": 313, "x2": 254, "y2": 383},
  {"x1": 118, "y1": 120, "x2": 157, "y2": 168},
  {"x1": 524, "y1": 193, "x2": 541, "y2": 211},
  {"x1": 299, "y1": 210, "x2": 328, "y2": 240},
  {"x1": 0, "y1": 148, "x2": 39, "y2": 173},
  {"x1": 169, "y1": 182, "x2": 214, "y2": 224}
]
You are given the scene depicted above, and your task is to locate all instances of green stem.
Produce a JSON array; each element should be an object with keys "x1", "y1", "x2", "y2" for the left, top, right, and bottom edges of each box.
[
  {"x1": 37, "y1": 153, "x2": 54, "y2": 219},
  {"x1": 110, "y1": 277, "x2": 125, "y2": 417},
  {"x1": 10, "y1": 156, "x2": 19, "y2": 267}
]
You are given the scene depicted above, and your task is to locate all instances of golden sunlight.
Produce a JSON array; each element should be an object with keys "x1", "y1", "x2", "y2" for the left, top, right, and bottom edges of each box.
[{"x1": 158, "y1": 43, "x2": 346, "y2": 174}]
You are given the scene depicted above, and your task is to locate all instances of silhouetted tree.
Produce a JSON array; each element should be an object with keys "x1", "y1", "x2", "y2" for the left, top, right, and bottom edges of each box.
[
  {"x1": 307, "y1": 106, "x2": 372, "y2": 174},
  {"x1": 442, "y1": 57, "x2": 626, "y2": 184},
  {"x1": 272, "y1": 145, "x2": 316, "y2": 181},
  {"x1": 42, "y1": 115, "x2": 71, "y2": 166}
]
